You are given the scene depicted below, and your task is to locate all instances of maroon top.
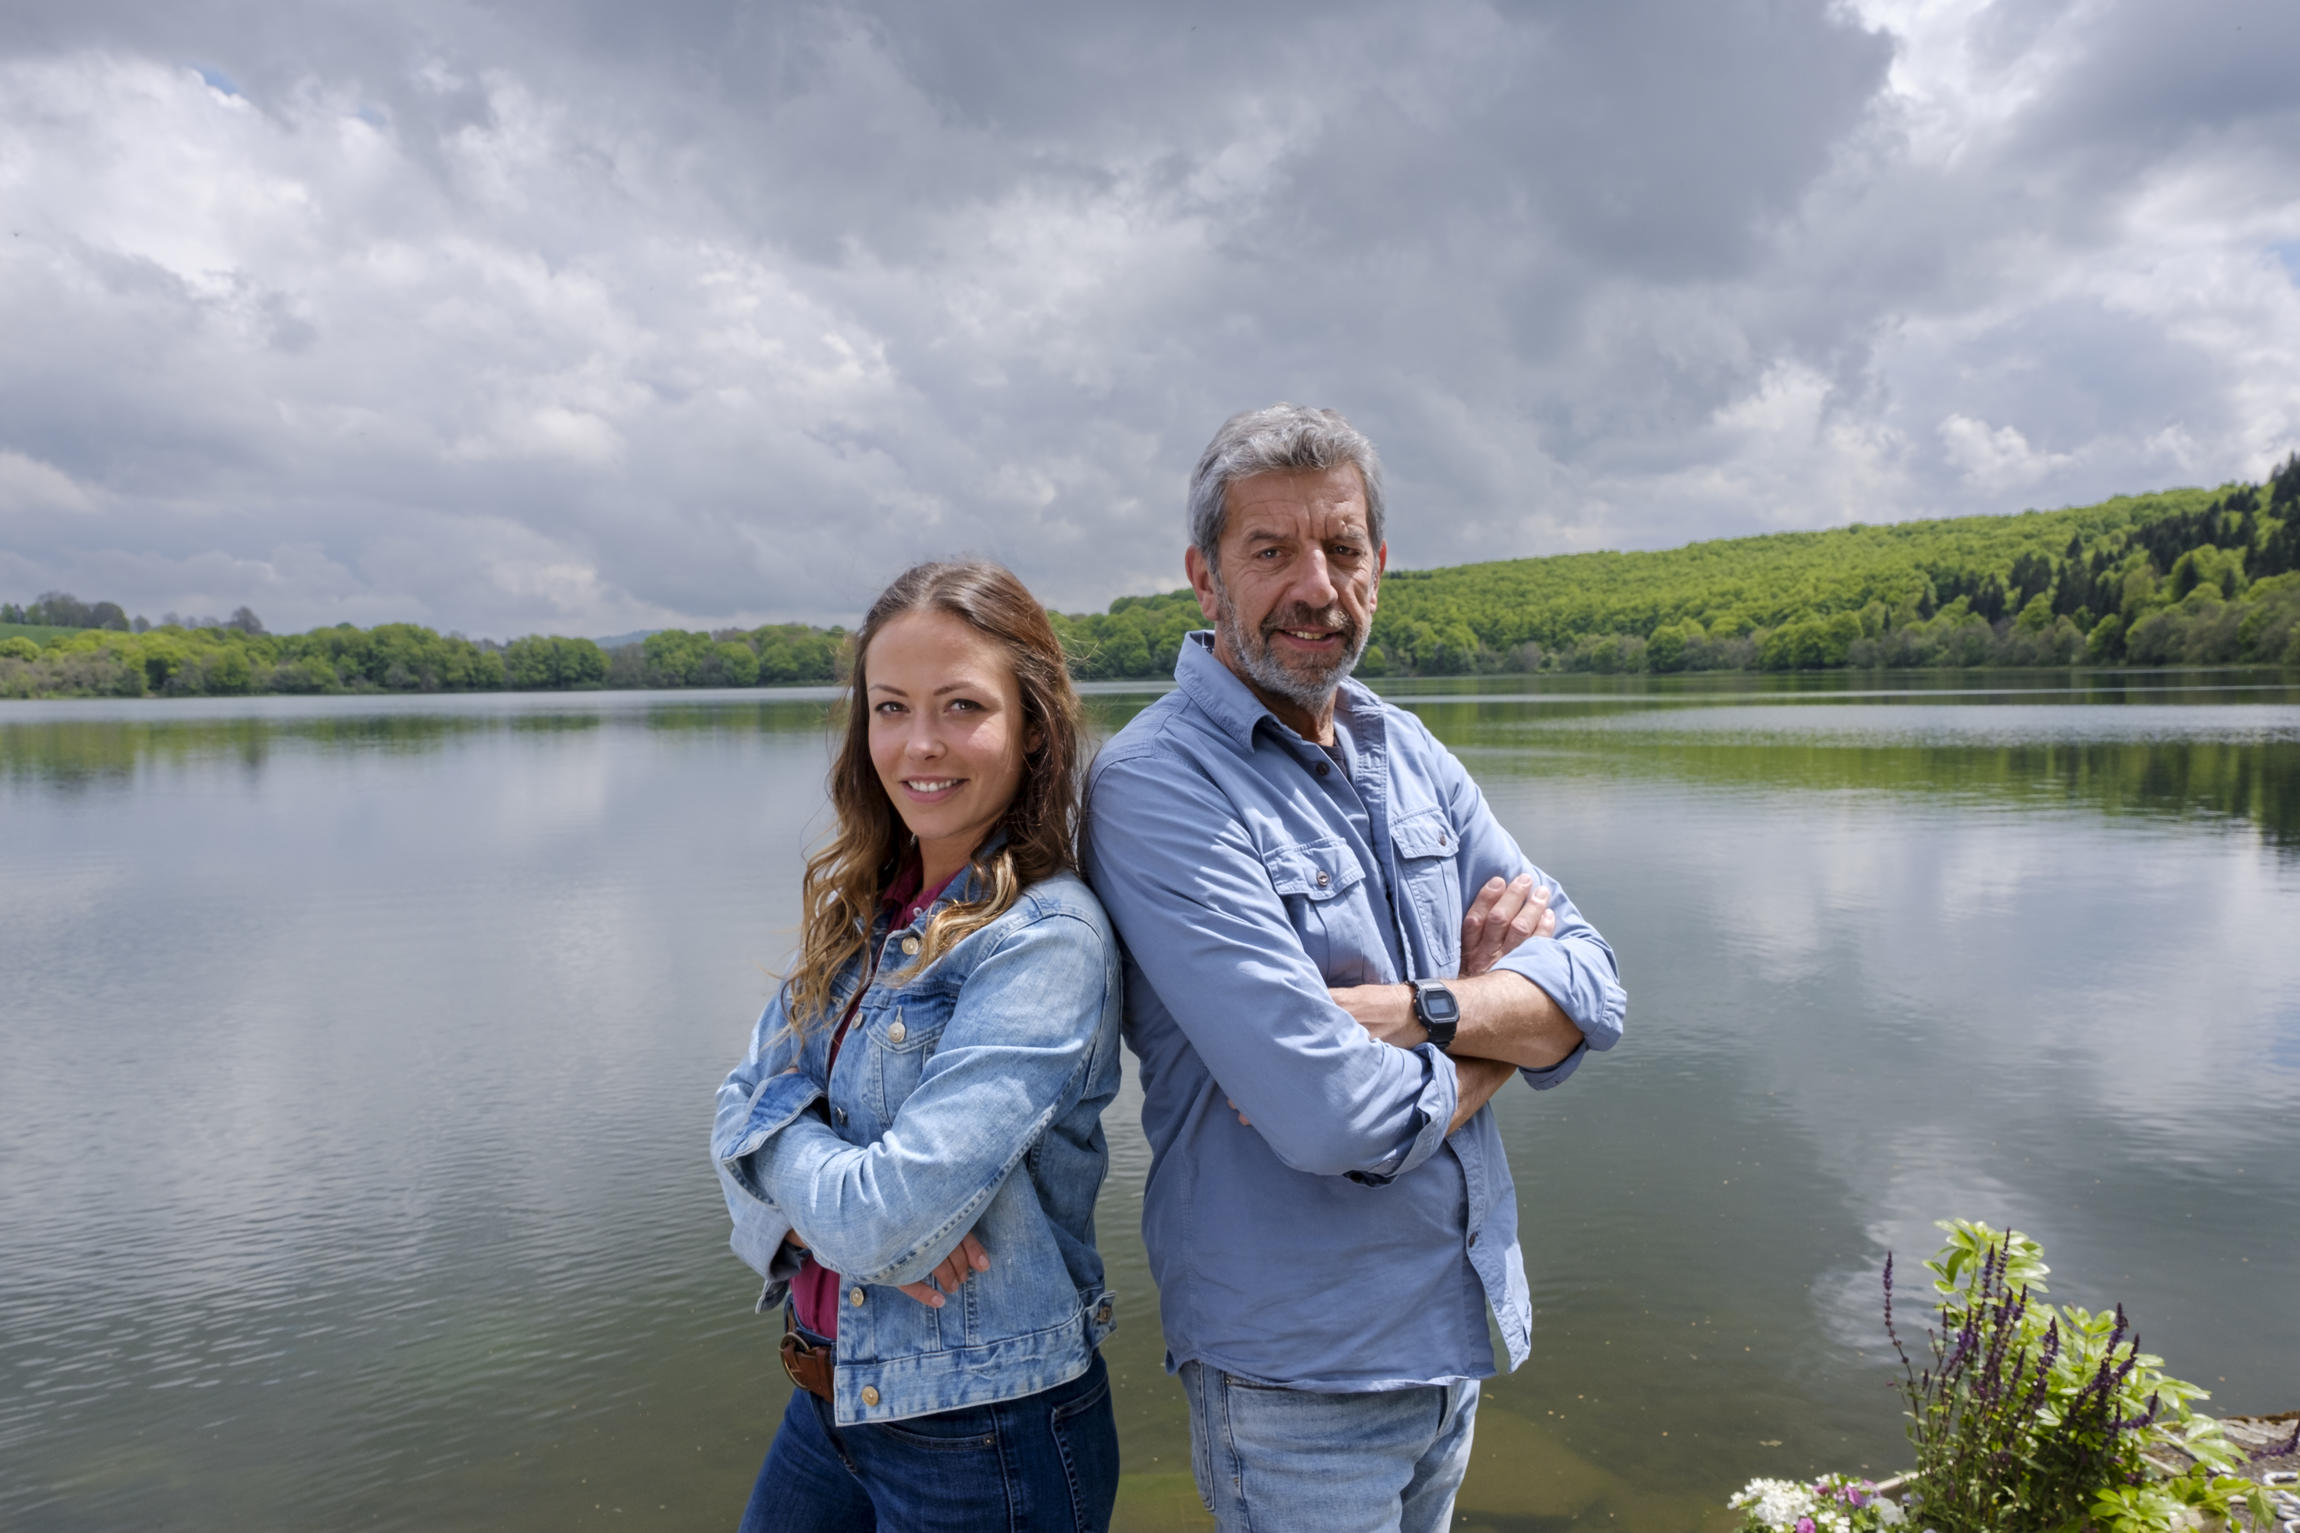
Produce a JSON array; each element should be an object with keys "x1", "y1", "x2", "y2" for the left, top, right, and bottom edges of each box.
[{"x1": 790, "y1": 856, "x2": 960, "y2": 1339}]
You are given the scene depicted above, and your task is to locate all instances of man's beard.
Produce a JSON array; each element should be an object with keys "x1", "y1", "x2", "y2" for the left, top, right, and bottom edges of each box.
[{"x1": 1212, "y1": 586, "x2": 1369, "y2": 710}]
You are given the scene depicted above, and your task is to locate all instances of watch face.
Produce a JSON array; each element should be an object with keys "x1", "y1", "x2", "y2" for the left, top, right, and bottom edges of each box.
[{"x1": 1421, "y1": 984, "x2": 1460, "y2": 1025}]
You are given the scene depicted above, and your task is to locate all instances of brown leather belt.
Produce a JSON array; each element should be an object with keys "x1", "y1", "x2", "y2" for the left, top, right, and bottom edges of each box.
[{"x1": 781, "y1": 1313, "x2": 834, "y2": 1402}]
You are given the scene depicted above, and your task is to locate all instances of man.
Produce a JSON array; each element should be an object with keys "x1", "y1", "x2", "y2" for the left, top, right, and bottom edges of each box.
[{"x1": 1082, "y1": 404, "x2": 1626, "y2": 1533}]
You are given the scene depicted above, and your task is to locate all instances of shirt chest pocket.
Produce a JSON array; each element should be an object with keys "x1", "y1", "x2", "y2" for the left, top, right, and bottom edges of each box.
[
  {"x1": 1261, "y1": 836, "x2": 1385, "y2": 986},
  {"x1": 1389, "y1": 808, "x2": 1463, "y2": 975},
  {"x1": 861, "y1": 997, "x2": 950, "y2": 1121}
]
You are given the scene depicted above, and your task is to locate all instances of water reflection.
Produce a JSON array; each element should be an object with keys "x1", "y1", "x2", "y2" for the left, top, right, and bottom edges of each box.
[
  {"x1": 1454, "y1": 727, "x2": 2300, "y2": 850},
  {"x1": 2, "y1": 679, "x2": 2295, "y2": 1532},
  {"x1": 0, "y1": 691, "x2": 846, "y2": 793}
]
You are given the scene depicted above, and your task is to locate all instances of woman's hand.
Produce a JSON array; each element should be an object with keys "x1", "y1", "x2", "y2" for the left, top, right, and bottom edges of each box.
[
  {"x1": 896, "y1": 1228, "x2": 989, "y2": 1309},
  {"x1": 776, "y1": 1052, "x2": 990, "y2": 1309}
]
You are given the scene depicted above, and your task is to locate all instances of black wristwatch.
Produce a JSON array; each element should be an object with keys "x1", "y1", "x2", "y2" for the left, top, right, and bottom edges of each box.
[{"x1": 1411, "y1": 978, "x2": 1460, "y2": 1052}]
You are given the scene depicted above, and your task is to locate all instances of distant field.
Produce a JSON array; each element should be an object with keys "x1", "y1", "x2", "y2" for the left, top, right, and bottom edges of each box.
[{"x1": 0, "y1": 623, "x2": 79, "y2": 644}]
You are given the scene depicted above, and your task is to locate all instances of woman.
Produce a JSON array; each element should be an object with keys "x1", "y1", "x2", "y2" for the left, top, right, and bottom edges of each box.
[{"x1": 712, "y1": 560, "x2": 1123, "y2": 1533}]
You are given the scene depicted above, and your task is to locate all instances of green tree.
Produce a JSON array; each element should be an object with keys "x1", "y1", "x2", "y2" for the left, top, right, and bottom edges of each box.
[
  {"x1": 1759, "y1": 612, "x2": 1861, "y2": 669},
  {"x1": 702, "y1": 640, "x2": 760, "y2": 687},
  {"x1": 1646, "y1": 619, "x2": 1699, "y2": 673},
  {"x1": 641, "y1": 630, "x2": 712, "y2": 686},
  {"x1": 505, "y1": 635, "x2": 607, "y2": 689}
]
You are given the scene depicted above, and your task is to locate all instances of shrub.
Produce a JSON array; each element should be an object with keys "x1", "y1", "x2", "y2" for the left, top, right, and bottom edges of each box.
[{"x1": 1883, "y1": 1222, "x2": 2274, "y2": 1533}]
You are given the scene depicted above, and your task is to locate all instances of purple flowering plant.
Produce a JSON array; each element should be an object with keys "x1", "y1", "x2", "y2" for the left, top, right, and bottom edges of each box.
[
  {"x1": 1733, "y1": 1221, "x2": 2285, "y2": 1532},
  {"x1": 1883, "y1": 1220, "x2": 2274, "y2": 1533}
]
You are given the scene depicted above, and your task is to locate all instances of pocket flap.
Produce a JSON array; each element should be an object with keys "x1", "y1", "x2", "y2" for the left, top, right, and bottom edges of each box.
[
  {"x1": 1260, "y1": 837, "x2": 1365, "y2": 901},
  {"x1": 1391, "y1": 807, "x2": 1457, "y2": 860},
  {"x1": 866, "y1": 1003, "x2": 935, "y2": 1054}
]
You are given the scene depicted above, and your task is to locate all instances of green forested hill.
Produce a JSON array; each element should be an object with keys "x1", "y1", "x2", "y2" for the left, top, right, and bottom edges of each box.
[
  {"x1": 1378, "y1": 492, "x2": 2203, "y2": 657},
  {"x1": 6, "y1": 461, "x2": 2297, "y2": 699},
  {"x1": 1053, "y1": 458, "x2": 2300, "y2": 678}
]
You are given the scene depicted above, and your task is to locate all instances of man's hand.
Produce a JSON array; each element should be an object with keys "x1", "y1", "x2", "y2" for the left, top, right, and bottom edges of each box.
[
  {"x1": 1460, "y1": 874, "x2": 1554, "y2": 977},
  {"x1": 1226, "y1": 870, "x2": 1573, "y2": 1134},
  {"x1": 896, "y1": 1229, "x2": 989, "y2": 1310},
  {"x1": 1327, "y1": 876, "x2": 1554, "y2": 1043},
  {"x1": 1328, "y1": 869, "x2": 1582, "y2": 1072}
]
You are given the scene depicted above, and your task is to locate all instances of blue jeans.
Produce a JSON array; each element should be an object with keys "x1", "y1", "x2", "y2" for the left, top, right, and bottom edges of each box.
[
  {"x1": 738, "y1": 1344, "x2": 1119, "y2": 1533},
  {"x1": 1178, "y1": 1361, "x2": 1480, "y2": 1533}
]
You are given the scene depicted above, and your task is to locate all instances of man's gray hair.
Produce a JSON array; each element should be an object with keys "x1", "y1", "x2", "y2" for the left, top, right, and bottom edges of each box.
[{"x1": 1187, "y1": 404, "x2": 1385, "y2": 569}]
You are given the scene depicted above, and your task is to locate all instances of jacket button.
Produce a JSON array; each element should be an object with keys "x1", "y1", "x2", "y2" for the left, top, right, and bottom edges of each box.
[
  {"x1": 900, "y1": 936, "x2": 920, "y2": 956},
  {"x1": 860, "y1": 1385, "x2": 880, "y2": 1407},
  {"x1": 849, "y1": 1287, "x2": 865, "y2": 1307},
  {"x1": 887, "y1": 1020, "x2": 906, "y2": 1044},
  {"x1": 1315, "y1": 870, "x2": 1330, "y2": 888}
]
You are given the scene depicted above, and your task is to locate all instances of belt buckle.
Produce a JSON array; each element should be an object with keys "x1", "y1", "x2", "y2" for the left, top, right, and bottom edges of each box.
[
  {"x1": 779, "y1": 1330, "x2": 810, "y2": 1392},
  {"x1": 780, "y1": 1316, "x2": 832, "y2": 1400}
]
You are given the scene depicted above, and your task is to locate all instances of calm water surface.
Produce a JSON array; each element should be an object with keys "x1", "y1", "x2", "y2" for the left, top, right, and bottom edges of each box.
[{"x1": 4, "y1": 671, "x2": 2297, "y2": 1531}]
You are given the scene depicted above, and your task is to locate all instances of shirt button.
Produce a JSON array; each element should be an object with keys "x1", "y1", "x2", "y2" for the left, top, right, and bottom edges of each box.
[
  {"x1": 849, "y1": 1287, "x2": 865, "y2": 1307},
  {"x1": 1314, "y1": 761, "x2": 1330, "y2": 777},
  {"x1": 887, "y1": 1020, "x2": 906, "y2": 1044},
  {"x1": 1468, "y1": 1230, "x2": 1480, "y2": 1247},
  {"x1": 833, "y1": 1106, "x2": 848, "y2": 1125},
  {"x1": 1096, "y1": 1300, "x2": 1113, "y2": 1324},
  {"x1": 900, "y1": 936, "x2": 920, "y2": 956},
  {"x1": 1439, "y1": 831, "x2": 1449, "y2": 847},
  {"x1": 860, "y1": 1385, "x2": 880, "y2": 1407},
  {"x1": 1315, "y1": 870, "x2": 1331, "y2": 888}
]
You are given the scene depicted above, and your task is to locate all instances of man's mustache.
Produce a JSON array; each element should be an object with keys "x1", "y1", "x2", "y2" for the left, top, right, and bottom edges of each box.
[{"x1": 1259, "y1": 604, "x2": 1359, "y2": 648}]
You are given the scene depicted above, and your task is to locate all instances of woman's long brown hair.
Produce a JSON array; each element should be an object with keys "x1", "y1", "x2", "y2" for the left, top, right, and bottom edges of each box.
[{"x1": 783, "y1": 560, "x2": 1085, "y2": 1032}]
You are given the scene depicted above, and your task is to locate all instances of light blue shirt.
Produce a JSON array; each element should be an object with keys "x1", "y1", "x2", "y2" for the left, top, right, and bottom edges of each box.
[{"x1": 1082, "y1": 633, "x2": 1625, "y2": 1390}]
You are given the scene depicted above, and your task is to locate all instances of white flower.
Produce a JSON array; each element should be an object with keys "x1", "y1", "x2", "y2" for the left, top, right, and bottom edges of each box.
[{"x1": 1728, "y1": 1477, "x2": 1818, "y2": 1528}]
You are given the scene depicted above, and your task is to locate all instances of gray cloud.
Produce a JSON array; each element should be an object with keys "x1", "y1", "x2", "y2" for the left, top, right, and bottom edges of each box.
[{"x1": 1, "y1": 0, "x2": 2296, "y2": 635}]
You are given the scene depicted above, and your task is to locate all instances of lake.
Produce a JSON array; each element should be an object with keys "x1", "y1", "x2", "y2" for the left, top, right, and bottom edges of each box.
[{"x1": 3, "y1": 671, "x2": 2297, "y2": 1531}]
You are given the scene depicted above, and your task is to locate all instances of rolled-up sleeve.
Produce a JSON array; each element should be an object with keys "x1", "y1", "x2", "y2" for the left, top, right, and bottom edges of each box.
[
  {"x1": 1433, "y1": 731, "x2": 1626, "y2": 1090},
  {"x1": 1085, "y1": 750, "x2": 1457, "y2": 1182}
]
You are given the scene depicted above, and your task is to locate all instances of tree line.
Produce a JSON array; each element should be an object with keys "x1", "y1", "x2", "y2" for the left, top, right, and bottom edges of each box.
[
  {"x1": 2, "y1": 593, "x2": 268, "y2": 635},
  {"x1": 6, "y1": 456, "x2": 2297, "y2": 699},
  {"x1": 0, "y1": 613, "x2": 850, "y2": 700}
]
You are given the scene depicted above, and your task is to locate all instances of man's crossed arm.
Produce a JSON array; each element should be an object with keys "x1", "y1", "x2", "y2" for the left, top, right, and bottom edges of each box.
[
  {"x1": 1341, "y1": 871, "x2": 1585, "y2": 1132},
  {"x1": 1229, "y1": 873, "x2": 1586, "y2": 1136}
]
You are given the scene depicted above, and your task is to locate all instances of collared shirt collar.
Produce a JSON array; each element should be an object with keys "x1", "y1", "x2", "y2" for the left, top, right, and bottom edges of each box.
[
  {"x1": 1173, "y1": 628, "x2": 1383, "y2": 754},
  {"x1": 880, "y1": 827, "x2": 1008, "y2": 930}
]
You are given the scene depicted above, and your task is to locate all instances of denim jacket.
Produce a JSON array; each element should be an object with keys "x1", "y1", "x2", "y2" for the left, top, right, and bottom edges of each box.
[{"x1": 712, "y1": 866, "x2": 1124, "y2": 1425}]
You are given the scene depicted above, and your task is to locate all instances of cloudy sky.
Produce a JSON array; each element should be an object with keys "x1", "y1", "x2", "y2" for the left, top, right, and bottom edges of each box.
[{"x1": 3, "y1": 0, "x2": 2297, "y2": 637}]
